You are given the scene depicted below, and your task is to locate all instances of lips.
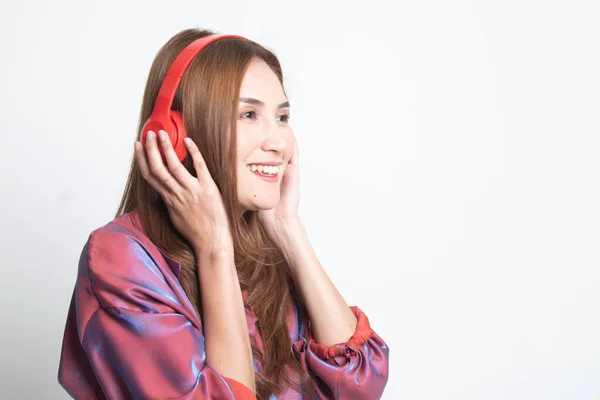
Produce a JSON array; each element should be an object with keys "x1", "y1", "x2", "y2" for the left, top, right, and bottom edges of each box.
[
  {"x1": 251, "y1": 169, "x2": 278, "y2": 182},
  {"x1": 246, "y1": 162, "x2": 283, "y2": 166}
]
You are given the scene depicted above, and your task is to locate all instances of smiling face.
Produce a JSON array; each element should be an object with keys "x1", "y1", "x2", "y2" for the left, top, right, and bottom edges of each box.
[{"x1": 236, "y1": 58, "x2": 295, "y2": 216}]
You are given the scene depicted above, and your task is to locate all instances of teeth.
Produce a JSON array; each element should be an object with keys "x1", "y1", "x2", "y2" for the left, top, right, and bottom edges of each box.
[{"x1": 247, "y1": 164, "x2": 279, "y2": 175}]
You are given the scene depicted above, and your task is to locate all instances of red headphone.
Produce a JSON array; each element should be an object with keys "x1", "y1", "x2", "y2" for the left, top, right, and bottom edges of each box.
[{"x1": 140, "y1": 33, "x2": 248, "y2": 162}]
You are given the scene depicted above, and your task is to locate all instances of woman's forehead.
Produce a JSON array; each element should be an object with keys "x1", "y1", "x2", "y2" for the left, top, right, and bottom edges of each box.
[{"x1": 239, "y1": 59, "x2": 286, "y2": 107}]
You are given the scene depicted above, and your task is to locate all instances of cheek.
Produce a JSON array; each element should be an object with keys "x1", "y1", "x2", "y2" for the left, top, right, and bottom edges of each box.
[
  {"x1": 284, "y1": 132, "x2": 295, "y2": 159},
  {"x1": 236, "y1": 133, "x2": 255, "y2": 164},
  {"x1": 236, "y1": 123, "x2": 264, "y2": 149}
]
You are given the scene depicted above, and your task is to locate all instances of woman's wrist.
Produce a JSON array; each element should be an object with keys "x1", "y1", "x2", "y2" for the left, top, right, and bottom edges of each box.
[{"x1": 193, "y1": 242, "x2": 234, "y2": 262}]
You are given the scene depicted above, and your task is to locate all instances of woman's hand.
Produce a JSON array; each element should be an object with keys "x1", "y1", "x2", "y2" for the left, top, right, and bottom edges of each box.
[
  {"x1": 134, "y1": 130, "x2": 233, "y2": 256},
  {"x1": 257, "y1": 135, "x2": 301, "y2": 248}
]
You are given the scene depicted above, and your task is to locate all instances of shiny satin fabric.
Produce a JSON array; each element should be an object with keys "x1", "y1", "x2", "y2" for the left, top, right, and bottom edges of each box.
[{"x1": 58, "y1": 211, "x2": 389, "y2": 399}]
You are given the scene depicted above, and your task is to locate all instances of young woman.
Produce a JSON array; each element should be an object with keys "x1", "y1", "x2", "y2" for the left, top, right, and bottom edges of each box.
[{"x1": 58, "y1": 28, "x2": 389, "y2": 400}]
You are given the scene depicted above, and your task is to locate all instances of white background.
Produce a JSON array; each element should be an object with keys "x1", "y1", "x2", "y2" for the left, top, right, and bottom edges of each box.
[{"x1": 1, "y1": 0, "x2": 599, "y2": 399}]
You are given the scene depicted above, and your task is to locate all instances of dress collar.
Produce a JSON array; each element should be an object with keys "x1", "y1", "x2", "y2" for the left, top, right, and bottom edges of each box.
[
  {"x1": 162, "y1": 253, "x2": 182, "y2": 277},
  {"x1": 126, "y1": 211, "x2": 255, "y2": 320},
  {"x1": 127, "y1": 210, "x2": 183, "y2": 278}
]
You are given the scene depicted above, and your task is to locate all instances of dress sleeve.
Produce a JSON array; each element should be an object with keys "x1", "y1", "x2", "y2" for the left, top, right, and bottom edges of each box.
[
  {"x1": 77, "y1": 229, "x2": 256, "y2": 400},
  {"x1": 291, "y1": 306, "x2": 389, "y2": 399}
]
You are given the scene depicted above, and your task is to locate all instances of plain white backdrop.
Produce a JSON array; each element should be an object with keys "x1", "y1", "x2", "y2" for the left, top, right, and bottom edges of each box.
[{"x1": 1, "y1": 0, "x2": 599, "y2": 399}]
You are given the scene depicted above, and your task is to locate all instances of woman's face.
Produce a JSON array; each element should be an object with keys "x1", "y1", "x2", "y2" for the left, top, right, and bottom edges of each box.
[{"x1": 236, "y1": 58, "x2": 294, "y2": 216}]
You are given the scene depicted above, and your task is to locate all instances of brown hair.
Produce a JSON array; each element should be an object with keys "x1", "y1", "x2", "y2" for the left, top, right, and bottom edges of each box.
[{"x1": 115, "y1": 28, "x2": 315, "y2": 399}]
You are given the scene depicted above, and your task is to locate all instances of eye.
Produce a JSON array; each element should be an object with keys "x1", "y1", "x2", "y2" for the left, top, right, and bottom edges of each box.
[
  {"x1": 277, "y1": 114, "x2": 291, "y2": 123},
  {"x1": 240, "y1": 110, "x2": 257, "y2": 120}
]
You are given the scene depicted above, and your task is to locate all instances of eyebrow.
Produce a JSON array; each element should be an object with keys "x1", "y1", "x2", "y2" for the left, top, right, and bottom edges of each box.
[{"x1": 239, "y1": 97, "x2": 290, "y2": 109}]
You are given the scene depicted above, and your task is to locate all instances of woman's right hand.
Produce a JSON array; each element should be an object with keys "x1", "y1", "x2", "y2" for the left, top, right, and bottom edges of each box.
[{"x1": 134, "y1": 129, "x2": 234, "y2": 256}]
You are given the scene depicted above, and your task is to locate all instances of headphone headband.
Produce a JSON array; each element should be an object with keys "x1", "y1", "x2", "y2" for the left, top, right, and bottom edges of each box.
[{"x1": 153, "y1": 33, "x2": 248, "y2": 117}]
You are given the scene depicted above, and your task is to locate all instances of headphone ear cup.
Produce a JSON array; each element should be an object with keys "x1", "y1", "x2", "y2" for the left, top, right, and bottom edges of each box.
[
  {"x1": 140, "y1": 116, "x2": 174, "y2": 165},
  {"x1": 140, "y1": 113, "x2": 187, "y2": 164},
  {"x1": 170, "y1": 111, "x2": 188, "y2": 162},
  {"x1": 141, "y1": 117, "x2": 168, "y2": 146}
]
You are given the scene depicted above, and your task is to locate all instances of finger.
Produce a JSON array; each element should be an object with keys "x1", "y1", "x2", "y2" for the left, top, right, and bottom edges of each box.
[
  {"x1": 156, "y1": 130, "x2": 198, "y2": 190},
  {"x1": 291, "y1": 136, "x2": 299, "y2": 165},
  {"x1": 144, "y1": 130, "x2": 181, "y2": 192},
  {"x1": 134, "y1": 138, "x2": 169, "y2": 198},
  {"x1": 183, "y1": 137, "x2": 214, "y2": 185}
]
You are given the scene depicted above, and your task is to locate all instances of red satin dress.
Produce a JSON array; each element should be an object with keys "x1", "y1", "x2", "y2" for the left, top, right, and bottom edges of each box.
[{"x1": 58, "y1": 211, "x2": 389, "y2": 399}]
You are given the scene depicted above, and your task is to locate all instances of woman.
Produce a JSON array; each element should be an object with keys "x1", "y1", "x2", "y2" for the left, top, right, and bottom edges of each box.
[{"x1": 58, "y1": 28, "x2": 389, "y2": 400}]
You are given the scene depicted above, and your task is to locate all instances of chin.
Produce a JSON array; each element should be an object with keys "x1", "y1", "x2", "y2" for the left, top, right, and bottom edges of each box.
[
  {"x1": 252, "y1": 202, "x2": 278, "y2": 211},
  {"x1": 243, "y1": 198, "x2": 279, "y2": 211}
]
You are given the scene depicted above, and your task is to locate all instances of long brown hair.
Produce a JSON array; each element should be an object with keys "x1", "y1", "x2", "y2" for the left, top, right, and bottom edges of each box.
[{"x1": 115, "y1": 28, "x2": 315, "y2": 399}]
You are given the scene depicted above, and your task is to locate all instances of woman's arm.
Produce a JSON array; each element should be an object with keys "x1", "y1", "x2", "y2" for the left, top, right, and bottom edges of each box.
[
  {"x1": 277, "y1": 218, "x2": 358, "y2": 346},
  {"x1": 196, "y1": 248, "x2": 255, "y2": 393},
  {"x1": 278, "y1": 218, "x2": 390, "y2": 399},
  {"x1": 131, "y1": 128, "x2": 256, "y2": 393}
]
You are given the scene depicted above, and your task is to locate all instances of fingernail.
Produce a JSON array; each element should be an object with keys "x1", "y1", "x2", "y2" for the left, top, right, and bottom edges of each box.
[
  {"x1": 134, "y1": 141, "x2": 141, "y2": 151},
  {"x1": 147, "y1": 131, "x2": 154, "y2": 141},
  {"x1": 184, "y1": 137, "x2": 191, "y2": 146},
  {"x1": 158, "y1": 130, "x2": 166, "y2": 141}
]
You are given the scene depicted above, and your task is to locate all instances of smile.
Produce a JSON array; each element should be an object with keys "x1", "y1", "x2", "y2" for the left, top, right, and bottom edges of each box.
[
  {"x1": 246, "y1": 164, "x2": 279, "y2": 175},
  {"x1": 247, "y1": 166, "x2": 279, "y2": 183}
]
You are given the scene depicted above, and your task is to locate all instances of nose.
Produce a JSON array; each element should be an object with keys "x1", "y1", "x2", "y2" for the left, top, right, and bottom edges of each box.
[
  {"x1": 260, "y1": 134, "x2": 286, "y2": 153},
  {"x1": 260, "y1": 117, "x2": 286, "y2": 152}
]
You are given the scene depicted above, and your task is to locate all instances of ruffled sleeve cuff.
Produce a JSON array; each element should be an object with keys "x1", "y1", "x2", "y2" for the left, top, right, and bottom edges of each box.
[
  {"x1": 307, "y1": 306, "x2": 374, "y2": 361},
  {"x1": 222, "y1": 376, "x2": 256, "y2": 400}
]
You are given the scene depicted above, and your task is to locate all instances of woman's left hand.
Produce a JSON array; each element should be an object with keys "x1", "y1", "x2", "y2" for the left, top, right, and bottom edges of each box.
[{"x1": 257, "y1": 136, "x2": 301, "y2": 246}]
